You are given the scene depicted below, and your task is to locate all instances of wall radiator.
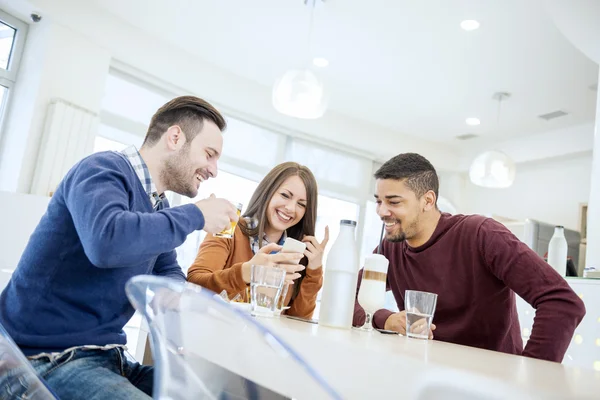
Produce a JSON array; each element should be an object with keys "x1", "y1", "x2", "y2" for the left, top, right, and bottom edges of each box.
[{"x1": 31, "y1": 99, "x2": 99, "y2": 197}]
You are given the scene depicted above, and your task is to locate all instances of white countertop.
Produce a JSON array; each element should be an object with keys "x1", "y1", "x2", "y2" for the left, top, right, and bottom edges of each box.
[
  {"x1": 182, "y1": 313, "x2": 600, "y2": 399},
  {"x1": 565, "y1": 277, "x2": 600, "y2": 285}
]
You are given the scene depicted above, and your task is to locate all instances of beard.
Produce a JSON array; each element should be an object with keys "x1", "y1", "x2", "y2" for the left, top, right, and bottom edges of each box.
[
  {"x1": 383, "y1": 215, "x2": 419, "y2": 243},
  {"x1": 386, "y1": 230, "x2": 406, "y2": 243},
  {"x1": 161, "y1": 147, "x2": 198, "y2": 198}
]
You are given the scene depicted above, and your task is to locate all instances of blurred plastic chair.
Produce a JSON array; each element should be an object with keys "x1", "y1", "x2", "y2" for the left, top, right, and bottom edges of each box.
[
  {"x1": 0, "y1": 323, "x2": 58, "y2": 399},
  {"x1": 125, "y1": 275, "x2": 341, "y2": 400}
]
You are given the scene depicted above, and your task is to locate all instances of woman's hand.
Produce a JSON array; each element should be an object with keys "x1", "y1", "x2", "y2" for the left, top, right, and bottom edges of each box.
[
  {"x1": 241, "y1": 243, "x2": 304, "y2": 284},
  {"x1": 302, "y1": 226, "x2": 330, "y2": 270}
]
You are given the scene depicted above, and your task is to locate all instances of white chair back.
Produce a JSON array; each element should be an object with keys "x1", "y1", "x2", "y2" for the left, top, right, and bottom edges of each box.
[
  {"x1": 125, "y1": 275, "x2": 341, "y2": 399},
  {"x1": 0, "y1": 323, "x2": 58, "y2": 399}
]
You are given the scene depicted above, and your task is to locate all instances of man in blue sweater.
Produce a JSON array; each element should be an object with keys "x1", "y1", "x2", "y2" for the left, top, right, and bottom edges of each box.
[{"x1": 0, "y1": 96, "x2": 238, "y2": 399}]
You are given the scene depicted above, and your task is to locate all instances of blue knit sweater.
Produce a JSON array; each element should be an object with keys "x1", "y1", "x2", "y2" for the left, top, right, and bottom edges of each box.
[{"x1": 0, "y1": 151, "x2": 204, "y2": 355}]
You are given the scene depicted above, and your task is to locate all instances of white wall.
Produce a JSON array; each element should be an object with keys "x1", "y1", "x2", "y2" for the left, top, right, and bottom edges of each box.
[
  {"x1": 457, "y1": 122, "x2": 595, "y2": 170},
  {"x1": 544, "y1": 0, "x2": 600, "y2": 65},
  {"x1": 438, "y1": 171, "x2": 467, "y2": 213},
  {"x1": 585, "y1": 70, "x2": 600, "y2": 268},
  {"x1": 462, "y1": 153, "x2": 592, "y2": 231},
  {"x1": 0, "y1": 191, "x2": 49, "y2": 291},
  {"x1": 0, "y1": 19, "x2": 110, "y2": 193}
]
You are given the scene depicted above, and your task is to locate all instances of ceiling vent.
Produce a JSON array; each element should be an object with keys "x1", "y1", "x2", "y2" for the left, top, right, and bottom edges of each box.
[
  {"x1": 538, "y1": 110, "x2": 568, "y2": 121},
  {"x1": 456, "y1": 133, "x2": 478, "y2": 140},
  {"x1": 590, "y1": 83, "x2": 598, "y2": 92}
]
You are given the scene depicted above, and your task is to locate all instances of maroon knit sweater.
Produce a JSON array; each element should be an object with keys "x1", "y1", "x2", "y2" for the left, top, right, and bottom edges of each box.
[{"x1": 353, "y1": 213, "x2": 585, "y2": 362}]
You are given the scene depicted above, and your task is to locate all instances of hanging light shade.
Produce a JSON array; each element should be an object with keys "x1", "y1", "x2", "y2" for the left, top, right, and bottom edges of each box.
[
  {"x1": 469, "y1": 150, "x2": 516, "y2": 188},
  {"x1": 272, "y1": 68, "x2": 328, "y2": 119},
  {"x1": 437, "y1": 196, "x2": 458, "y2": 215}
]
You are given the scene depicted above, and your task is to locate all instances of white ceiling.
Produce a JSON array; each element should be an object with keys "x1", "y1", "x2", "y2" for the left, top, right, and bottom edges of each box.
[{"x1": 89, "y1": 0, "x2": 598, "y2": 147}]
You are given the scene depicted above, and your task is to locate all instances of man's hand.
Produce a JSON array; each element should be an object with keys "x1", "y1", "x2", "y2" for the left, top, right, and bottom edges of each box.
[
  {"x1": 384, "y1": 311, "x2": 436, "y2": 339},
  {"x1": 195, "y1": 194, "x2": 239, "y2": 234}
]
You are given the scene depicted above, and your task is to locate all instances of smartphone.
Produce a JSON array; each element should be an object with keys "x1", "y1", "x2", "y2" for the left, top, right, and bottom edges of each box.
[
  {"x1": 285, "y1": 315, "x2": 318, "y2": 324},
  {"x1": 281, "y1": 237, "x2": 306, "y2": 262},
  {"x1": 377, "y1": 329, "x2": 399, "y2": 335}
]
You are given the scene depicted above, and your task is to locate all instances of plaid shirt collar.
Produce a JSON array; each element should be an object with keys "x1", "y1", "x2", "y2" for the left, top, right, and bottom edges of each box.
[
  {"x1": 120, "y1": 145, "x2": 165, "y2": 210},
  {"x1": 246, "y1": 217, "x2": 287, "y2": 255}
]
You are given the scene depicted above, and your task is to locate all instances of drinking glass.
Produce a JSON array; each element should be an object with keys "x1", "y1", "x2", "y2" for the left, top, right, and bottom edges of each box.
[
  {"x1": 275, "y1": 283, "x2": 290, "y2": 315},
  {"x1": 214, "y1": 202, "x2": 243, "y2": 238},
  {"x1": 250, "y1": 265, "x2": 286, "y2": 317},
  {"x1": 404, "y1": 290, "x2": 437, "y2": 339},
  {"x1": 355, "y1": 254, "x2": 389, "y2": 331}
]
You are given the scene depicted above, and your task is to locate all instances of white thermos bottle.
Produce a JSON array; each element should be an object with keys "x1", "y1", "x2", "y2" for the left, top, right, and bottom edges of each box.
[
  {"x1": 318, "y1": 220, "x2": 359, "y2": 329},
  {"x1": 547, "y1": 225, "x2": 568, "y2": 277}
]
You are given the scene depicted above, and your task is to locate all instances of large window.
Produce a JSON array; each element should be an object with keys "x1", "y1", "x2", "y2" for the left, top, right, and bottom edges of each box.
[
  {"x1": 0, "y1": 10, "x2": 27, "y2": 139},
  {"x1": 93, "y1": 124, "x2": 143, "y2": 153},
  {"x1": 361, "y1": 200, "x2": 382, "y2": 259},
  {"x1": 316, "y1": 195, "x2": 360, "y2": 266},
  {"x1": 101, "y1": 71, "x2": 171, "y2": 126},
  {"x1": 0, "y1": 19, "x2": 17, "y2": 71},
  {"x1": 176, "y1": 169, "x2": 260, "y2": 272},
  {"x1": 97, "y1": 67, "x2": 375, "y2": 276},
  {"x1": 93, "y1": 136, "x2": 127, "y2": 153},
  {"x1": 222, "y1": 118, "x2": 285, "y2": 170}
]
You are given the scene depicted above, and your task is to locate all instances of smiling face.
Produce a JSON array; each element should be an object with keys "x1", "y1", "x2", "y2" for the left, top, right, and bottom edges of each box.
[
  {"x1": 373, "y1": 153, "x2": 441, "y2": 247},
  {"x1": 162, "y1": 120, "x2": 223, "y2": 198},
  {"x1": 375, "y1": 178, "x2": 425, "y2": 243},
  {"x1": 265, "y1": 175, "x2": 308, "y2": 234}
]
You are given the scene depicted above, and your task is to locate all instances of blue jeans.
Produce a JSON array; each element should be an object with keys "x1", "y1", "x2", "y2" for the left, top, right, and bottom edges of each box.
[{"x1": 29, "y1": 347, "x2": 153, "y2": 399}]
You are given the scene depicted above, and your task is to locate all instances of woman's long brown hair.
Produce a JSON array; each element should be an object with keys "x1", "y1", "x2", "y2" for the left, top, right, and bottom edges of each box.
[{"x1": 240, "y1": 162, "x2": 318, "y2": 300}]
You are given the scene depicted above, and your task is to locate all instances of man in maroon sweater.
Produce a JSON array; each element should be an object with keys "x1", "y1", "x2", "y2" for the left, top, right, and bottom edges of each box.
[{"x1": 353, "y1": 153, "x2": 585, "y2": 362}]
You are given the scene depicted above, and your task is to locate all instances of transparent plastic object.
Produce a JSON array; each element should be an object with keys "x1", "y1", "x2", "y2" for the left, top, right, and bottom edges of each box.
[
  {"x1": 0, "y1": 323, "x2": 58, "y2": 399},
  {"x1": 125, "y1": 275, "x2": 341, "y2": 400}
]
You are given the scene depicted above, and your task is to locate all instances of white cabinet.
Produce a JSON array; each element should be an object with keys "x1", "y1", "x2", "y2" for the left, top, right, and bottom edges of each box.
[{"x1": 516, "y1": 278, "x2": 600, "y2": 371}]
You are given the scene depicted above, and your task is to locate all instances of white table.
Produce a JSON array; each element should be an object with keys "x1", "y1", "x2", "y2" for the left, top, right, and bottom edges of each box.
[{"x1": 185, "y1": 315, "x2": 600, "y2": 399}]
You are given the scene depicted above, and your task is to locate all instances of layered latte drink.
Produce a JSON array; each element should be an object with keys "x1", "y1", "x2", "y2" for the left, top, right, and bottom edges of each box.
[{"x1": 356, "y1": 254, "x2": 389, "y2": 331}]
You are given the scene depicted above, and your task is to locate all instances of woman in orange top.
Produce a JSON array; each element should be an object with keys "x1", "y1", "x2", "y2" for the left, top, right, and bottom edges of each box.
[{"x1": 187, "y1": 162, "x2": 329, "y2": 319}]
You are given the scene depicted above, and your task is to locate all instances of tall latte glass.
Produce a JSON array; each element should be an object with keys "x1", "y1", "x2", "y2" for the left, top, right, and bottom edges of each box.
[{"x1": 355, "y1": 254, "x2": 389, "y2": 331}]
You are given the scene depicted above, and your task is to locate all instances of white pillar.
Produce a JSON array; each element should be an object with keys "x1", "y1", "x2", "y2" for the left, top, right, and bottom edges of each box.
[{"x1": 585, "y1": 70, "x2": 600, "y2": 270}]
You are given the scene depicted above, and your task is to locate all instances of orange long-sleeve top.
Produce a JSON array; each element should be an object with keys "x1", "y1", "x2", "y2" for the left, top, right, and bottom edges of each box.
[{"x1": 187, "y1": 223, "x2": 323, "y2": 319}]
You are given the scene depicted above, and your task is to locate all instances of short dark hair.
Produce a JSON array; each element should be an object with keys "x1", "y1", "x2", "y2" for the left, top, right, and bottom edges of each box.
[
  {"x1": 142, "y1": 95, "x2": 226, "y2": 147},
  {"x1": 374, "y1": 153, "x2": 439, "y2": 200}
]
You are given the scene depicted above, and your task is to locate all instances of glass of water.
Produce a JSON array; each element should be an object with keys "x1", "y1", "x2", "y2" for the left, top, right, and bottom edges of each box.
[
  {"x1": 250, "y1": 265, "x2": 286, "y2": 317},
  {"x1": 404, "y1": 290, "x2": 437, "y2": 340},
  {"x1": 276, "y1": 283, "x2": 290, "y2": 313}
]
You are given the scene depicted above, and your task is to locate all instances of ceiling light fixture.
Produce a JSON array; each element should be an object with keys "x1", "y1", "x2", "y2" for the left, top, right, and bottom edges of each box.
[
  {"x1": 272, "y1": 0, "x2": 328, "y2": 119},
  {"x1": 460, "y1": 20, "x2": 480, "y2": 31},
  {"x1": 469, "y1": 150, "x2": 516, "y2": 189},
  {"x1": 466, "y1": 117, "x2": 480, "y2": 126},
  {"x1": 469, "y1": 92, "x2": 516, "y2": 188},
  {"x1": 312, "y1": 57, "x2": 329, "y2": 68}
]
